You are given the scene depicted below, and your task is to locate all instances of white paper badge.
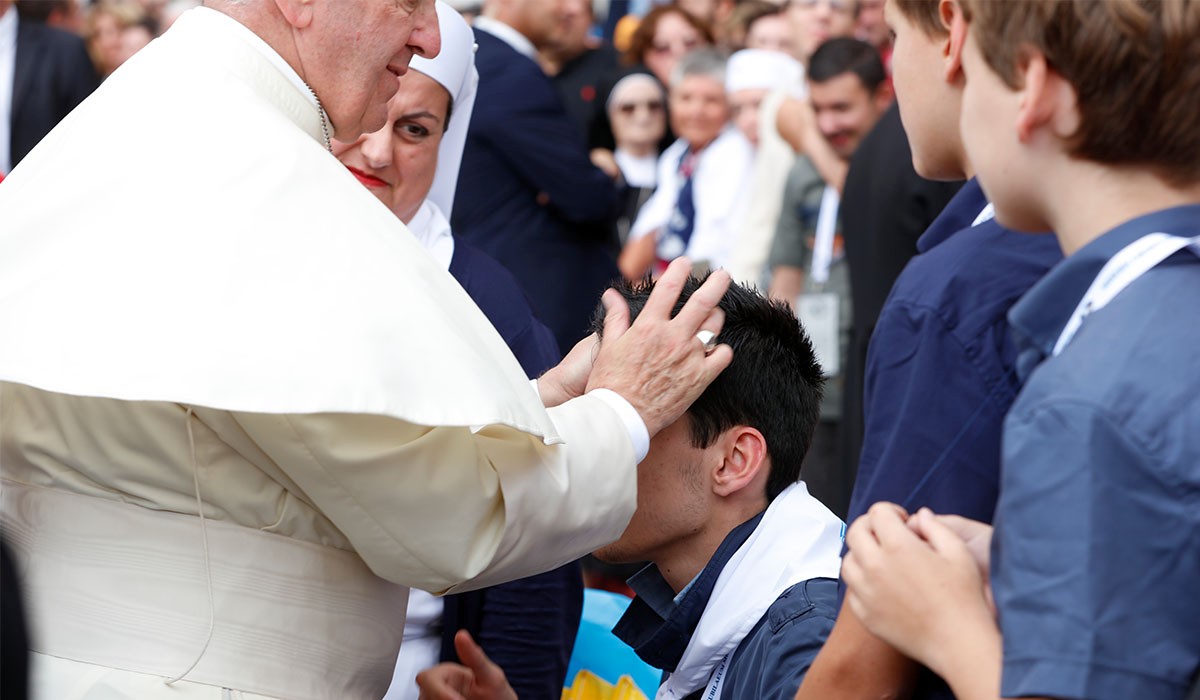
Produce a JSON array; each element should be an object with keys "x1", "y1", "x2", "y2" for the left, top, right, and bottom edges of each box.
[{"x1": 796, "y1": 292, "x2": 840, "y2": 376}]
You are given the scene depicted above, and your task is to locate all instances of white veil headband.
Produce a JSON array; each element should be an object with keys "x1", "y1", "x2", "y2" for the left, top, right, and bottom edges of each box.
[{"x1": 411, "y1": 1, "x2": 479, "y2": 220}]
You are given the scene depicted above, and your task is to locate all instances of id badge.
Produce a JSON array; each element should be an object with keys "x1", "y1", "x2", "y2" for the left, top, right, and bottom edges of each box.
[{"x1": 796, "y1": 292, "x2": 840, "y2": 376}]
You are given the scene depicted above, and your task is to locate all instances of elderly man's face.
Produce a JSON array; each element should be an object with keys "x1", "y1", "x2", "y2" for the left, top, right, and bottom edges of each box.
[
  {"x1": 301, "y1": 0, "x2": 442, "y2": 142},
  {"x1": 332, "y1": 70, "x2": 451, "y2": 225},
  {"x1": 670, "y1": 74, "x2": 730, "y2": 151}
]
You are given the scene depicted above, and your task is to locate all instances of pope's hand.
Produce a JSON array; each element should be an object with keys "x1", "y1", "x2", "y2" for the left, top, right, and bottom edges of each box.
[
  {"x1": 586, "y1": 257, "x2": 733, "y2": 437},
  {"x1": 416, "y1": 630, "x2": 517, "y2": 700},
  {"x1": 537, "y1": 333, "x2": 600, "y2": 408}
]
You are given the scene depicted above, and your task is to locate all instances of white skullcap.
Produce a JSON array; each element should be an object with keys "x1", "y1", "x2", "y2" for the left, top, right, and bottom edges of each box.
[
  {"x1": 410, "y1": 1, "x2": 479, "y2": 219},
  {"x1": 724, "y1": 48, "x2": 805, "y2": 97}
]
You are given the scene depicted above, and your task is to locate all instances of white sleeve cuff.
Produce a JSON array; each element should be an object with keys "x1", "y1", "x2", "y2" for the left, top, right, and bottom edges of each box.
[
  {"x1": 586, "y1": 388, "x2": 650, "y2": 463},
  {"x1": 529, "y1": 377, "x2": 541, "y2": 399}
]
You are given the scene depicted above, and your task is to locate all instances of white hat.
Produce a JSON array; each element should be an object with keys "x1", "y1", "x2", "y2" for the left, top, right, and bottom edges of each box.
[
  {"x1": 725, "y1": 48, "x2": 805, "y2": 97},
  {"x1": 409, "y1": 1, "x2": 479, "y2": 219}
]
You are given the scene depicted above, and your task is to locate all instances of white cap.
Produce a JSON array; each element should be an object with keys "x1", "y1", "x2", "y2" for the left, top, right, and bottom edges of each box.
[
  {"x1": 410, "y1": 1, "x2": 479, "y2": 219},
  {"x1": 725, "y1": 48, "x2": 805, "y2": 97}
]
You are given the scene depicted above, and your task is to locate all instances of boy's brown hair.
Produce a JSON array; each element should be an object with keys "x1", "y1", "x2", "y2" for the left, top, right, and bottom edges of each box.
[
  {"x1": 893, "y1": 0, "x2": 949, "y2": 38},
  {"x1": 959, "y1": 0, "x2": 1200, "y2": 184}
]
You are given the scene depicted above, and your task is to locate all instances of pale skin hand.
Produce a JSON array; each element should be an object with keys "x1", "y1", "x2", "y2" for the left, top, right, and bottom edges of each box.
[
  {"x1": 537, "y1": 333, "x2": 601, "y2": 408},
  {"x1": 416, "y1": 630, "x2": 517, "y2": 700},
  {"x1": 618, "y1": 233, "x2": 658, "y2": 281},
  {"x1": 776, "y1": 97, "x2": 848, "y2": 193},
  {"x1": 767, "y1": 265, "x2": 805, "y2": 310},
  {"x1": 590, "y1": 148, "x2": 621, "y2": 180},
  {"x1": 793, "y1": 510, "x2": 996, "y2": 700},
  {"x1": 586, "y1": 257, "x2": 733, "y2": 437},
  {"x1": 842, "y1": 504, "x2": 1017, "y2": 700}
]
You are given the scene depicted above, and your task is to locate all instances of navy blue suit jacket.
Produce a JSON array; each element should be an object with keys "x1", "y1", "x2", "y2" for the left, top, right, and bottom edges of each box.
[
  {"x1": 9, "y1": 18, "x2": 98, "y2": 170},
  {"x1": 453, "y1": 28, "x2": 619, "y2": 353}
]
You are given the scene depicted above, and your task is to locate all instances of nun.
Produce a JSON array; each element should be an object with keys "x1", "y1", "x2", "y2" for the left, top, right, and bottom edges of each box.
[{"x1": 331, "y1": 5, "x2": 580, "y2": 699}]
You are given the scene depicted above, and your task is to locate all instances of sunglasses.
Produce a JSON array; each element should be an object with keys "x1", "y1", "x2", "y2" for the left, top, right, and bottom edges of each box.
[{"x1": 616, "y1": 100, "x2": 665, "y2": 115}]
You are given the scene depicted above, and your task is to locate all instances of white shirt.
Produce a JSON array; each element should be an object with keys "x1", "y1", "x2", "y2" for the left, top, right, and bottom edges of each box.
[
  {"x1": 631, "y1": 127, "x2": 756, "y2": 270},
  {"x1": 472, "y1": 15, "x2": 537, "y2": 60},
  {"x1": 0, "y1": 6, "x2": 18, "y2": 174}
]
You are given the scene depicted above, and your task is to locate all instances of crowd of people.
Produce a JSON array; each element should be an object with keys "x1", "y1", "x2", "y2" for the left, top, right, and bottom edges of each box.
[{"x1": 1, "y1": 0, "x2": 1198, "y2": 700}]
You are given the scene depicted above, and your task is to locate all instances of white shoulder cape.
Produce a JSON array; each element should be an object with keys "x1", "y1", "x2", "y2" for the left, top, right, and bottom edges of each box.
[{"x1": 0, "y1": 9, "x2": 558, "y2": 441}]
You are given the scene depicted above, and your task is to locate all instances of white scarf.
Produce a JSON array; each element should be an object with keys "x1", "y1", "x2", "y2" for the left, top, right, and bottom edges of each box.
[{"x1": 657, "y1": 482, "x2": 844, "y2": 699}]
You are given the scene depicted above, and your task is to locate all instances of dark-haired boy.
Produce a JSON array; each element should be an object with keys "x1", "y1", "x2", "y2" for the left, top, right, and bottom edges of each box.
[
  {"x1": 793, "y1": 1, "x2": 1061, "y2": 697},
  {"x1": 843, "y1": 1, "x2": 1200, "y2": 699},
  {"x1": 419, "y1": 277, "x2": 845, "y2": 700}
]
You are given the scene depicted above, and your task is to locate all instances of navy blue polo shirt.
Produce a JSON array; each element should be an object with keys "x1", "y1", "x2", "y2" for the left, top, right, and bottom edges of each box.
[
  {"x1": 995, "y1": 204, "x2": 1200, "y2": 699},
  {"x1": 848, "y1": 179, "x2": 1061, "y2": 527}
]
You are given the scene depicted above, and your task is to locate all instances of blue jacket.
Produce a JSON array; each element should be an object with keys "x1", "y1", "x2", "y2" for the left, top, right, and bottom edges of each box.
[
  {"x1": 453, "y1": 29, "x2": 619, "y2": 353},
  {"x1": 613, "y1": 514, "x2": 838, "y2": 700}
]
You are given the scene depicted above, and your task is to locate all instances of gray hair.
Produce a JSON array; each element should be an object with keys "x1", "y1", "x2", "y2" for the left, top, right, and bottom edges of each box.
[{"x1": 669, "y1": 48, "x2": 727, "y2": 90}]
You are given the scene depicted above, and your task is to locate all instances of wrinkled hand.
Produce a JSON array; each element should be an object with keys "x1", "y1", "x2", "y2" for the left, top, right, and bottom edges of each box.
[
  {"x1": 841, "y1": 504, "x2": 996, "y2": 674},
  {"x1": 586, "y1": 257, "x2": 734, "y2": 437},
  {"x1": 538, "y1": 333, "x2": 600, "y2": 408},
  {"x1": 416, "y1": 630, "x2": 517, "y2": 700}
]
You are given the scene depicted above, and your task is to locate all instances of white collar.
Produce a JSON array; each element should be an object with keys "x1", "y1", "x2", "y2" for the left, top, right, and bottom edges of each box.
[
  {"x1": 0, "y1": 6, "x2": 17, "y2": 52},
  {"x1": 472, "y1": 16, "x2": 537, "y2": 60},
  {"x1": 189, "y1": 7, "x2": 318, "y2": 112},
  {"x1": 657, "y1": 482, "x2": 844, "y2": 699},
  {"x1": 406, "y1": 199, "x2": 456, "y2": 270},
  {"x1": 615, "y1": 149, "x2": 658, "y2": 189}
]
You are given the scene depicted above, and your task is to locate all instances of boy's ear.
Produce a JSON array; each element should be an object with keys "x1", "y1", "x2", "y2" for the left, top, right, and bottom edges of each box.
[
  {"x1": 1014, "y1": 50, "x2": 1079, "y2": 145},
  {"x1": 711, "y1": 427, "x2": 768, "y2": 498},
  {"x1": 942, "y1": 0, "x2": 966, "y2": 83},
  {"x1": 274, "y1": 0, "x2": 315, "y2": 30}
]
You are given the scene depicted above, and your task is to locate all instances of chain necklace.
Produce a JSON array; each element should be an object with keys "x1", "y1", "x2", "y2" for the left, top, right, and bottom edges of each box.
[{"x1": 307, "y1": 85, "x2": 331, "y2": 152}]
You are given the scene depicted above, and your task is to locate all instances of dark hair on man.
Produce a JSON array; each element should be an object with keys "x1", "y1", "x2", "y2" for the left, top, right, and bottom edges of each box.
[
  {"x1": 807, "y1": 37, "x2": 887, "y2": 93},
  {"x1": 15, "y1": 0, "x2": 73, "y2": 23},
  {"x1": 593, "y1": 275, "x2": 825, "y2": 502}
]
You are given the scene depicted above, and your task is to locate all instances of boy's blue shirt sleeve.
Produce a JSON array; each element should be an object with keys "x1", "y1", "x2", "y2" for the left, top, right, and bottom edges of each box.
[{"x1": 722, "y1": 578, "x2": 839, "y2": 700}]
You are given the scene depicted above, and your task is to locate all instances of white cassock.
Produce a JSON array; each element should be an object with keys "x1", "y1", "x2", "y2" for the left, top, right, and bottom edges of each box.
[{"x1": 0, "y1": 7, "x2": 638, "y2": 700}]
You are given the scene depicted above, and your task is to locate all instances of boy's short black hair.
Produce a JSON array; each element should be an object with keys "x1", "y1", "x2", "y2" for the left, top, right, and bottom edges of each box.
[{"x1": 594, "y1": 275, "x2": 825, "y2": 501}]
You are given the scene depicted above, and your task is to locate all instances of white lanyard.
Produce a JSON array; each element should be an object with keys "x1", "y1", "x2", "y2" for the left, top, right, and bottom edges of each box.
[
  {"x1": 1053, "y1": 232, "x2": 1200, "y2": 356},
  {"x1": 701, "y1": 653, "x2": 730, "y2": 700},
  {"x1": 810, "y1": 186, "x2": 840, "y2": 285}
]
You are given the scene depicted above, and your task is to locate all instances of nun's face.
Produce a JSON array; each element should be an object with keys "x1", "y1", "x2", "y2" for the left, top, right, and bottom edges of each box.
[
  {"x1": 609, "y1": 79, "x2": 667, "y2": 151},
  {"x1": 332, "y1": 70, "x2": 451, "y2": 225}
]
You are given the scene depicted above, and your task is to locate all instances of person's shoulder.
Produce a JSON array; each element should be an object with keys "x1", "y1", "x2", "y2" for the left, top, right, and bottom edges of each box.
[
  {"x1": 724, "y1": 579, "x2": 837, "y2": 700},
  {"x1": 18, "y1": 18, "x2": 85, "y2": 53}
]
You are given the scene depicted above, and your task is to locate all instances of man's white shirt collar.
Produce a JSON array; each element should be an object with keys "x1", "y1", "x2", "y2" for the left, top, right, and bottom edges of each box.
[
  {"x1": 0, "y1": 6, "x2": 18, "y2": 174},
  {"x1": 472, "y1": 16, "x2": 537, "y2": 60}
]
